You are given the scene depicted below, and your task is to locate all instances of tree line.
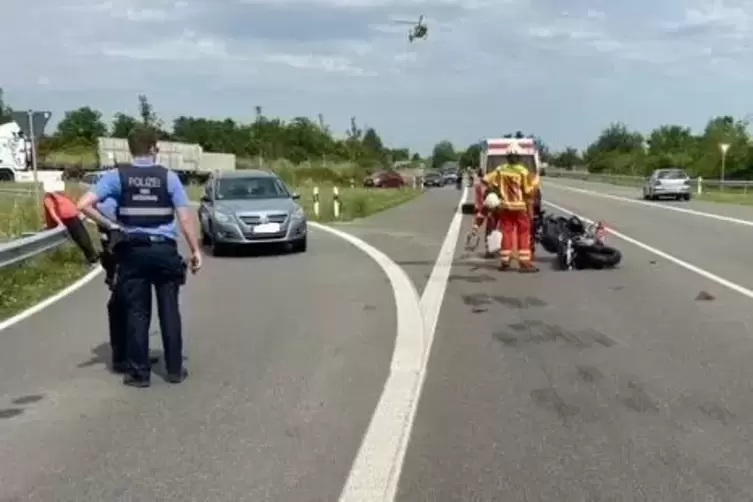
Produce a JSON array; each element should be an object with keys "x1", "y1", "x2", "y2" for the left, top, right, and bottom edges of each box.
[
  {"x1": 0, "y1": 89, "x2": 419, "y2": 170},
  {"x1": 546, "y1": 117, "x2": 753, "y2": 179}
]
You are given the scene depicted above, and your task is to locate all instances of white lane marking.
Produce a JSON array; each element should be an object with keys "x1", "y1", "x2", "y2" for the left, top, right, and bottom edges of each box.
[
  {"x1": 544, "y1": 200, "x2": 753, "y2": 300},
  {"x1": 546, "y1": 181, "x2": 753, "y2": 227},
  {"x1": 310, "y1": 222, "x2": 424, "y2": 502},
  {"x1": 0, "y1": 266, "x2": 103, "y2": 333},
  {"x1": 337, "y1": 187, "x2": 469, "y2": 502}
]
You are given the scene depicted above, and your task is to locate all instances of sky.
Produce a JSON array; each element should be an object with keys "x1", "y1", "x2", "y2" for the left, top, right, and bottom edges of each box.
[{"x1": 3, "y1": 0, "x2": 753, "y2": 155}]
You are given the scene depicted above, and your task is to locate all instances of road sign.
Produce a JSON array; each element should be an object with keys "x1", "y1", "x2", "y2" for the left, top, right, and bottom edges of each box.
[
  {"x1": 719, "y1": 142, "x2": 730, "y2": 154},
  {"x1": 10, "y1": 110, "x2": 51, "y2": 138}
]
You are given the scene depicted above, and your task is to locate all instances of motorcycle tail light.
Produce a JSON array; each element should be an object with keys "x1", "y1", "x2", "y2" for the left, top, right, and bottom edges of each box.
[{"x1": 595, "y1": 221, "x2": 606, "y2": 240}]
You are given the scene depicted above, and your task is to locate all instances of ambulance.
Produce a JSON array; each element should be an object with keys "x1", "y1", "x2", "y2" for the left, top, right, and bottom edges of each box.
[
  {"x1": 481, "y1": 136, "x2": 541, "y2": 175},
  {"x1": 461, "y1": 136, "x2": 542, "y2": 213}
]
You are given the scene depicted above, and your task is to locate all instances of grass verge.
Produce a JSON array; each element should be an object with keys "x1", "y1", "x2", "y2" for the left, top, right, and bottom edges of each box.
[
  {"x1": 0, "y1": 184, "x2": 96, "y2": 322},
  {"x1": 186, "y1": 184, "x2": 421, "y2": 222},
  {"x1": 0, "y1": 244, "x2": 92, "y2": 321},
  {"x1": 547, "y1": 172, "x2": 753, "y2": 206}
]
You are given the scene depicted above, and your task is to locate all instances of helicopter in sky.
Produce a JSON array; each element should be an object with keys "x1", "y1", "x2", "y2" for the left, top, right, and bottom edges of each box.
[{"x1": 394, "y1": 15, "x2": 427, "y2": 42}]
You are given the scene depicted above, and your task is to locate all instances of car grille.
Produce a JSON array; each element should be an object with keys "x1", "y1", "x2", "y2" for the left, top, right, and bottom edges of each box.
[{"x1": 239, "y1": 213, "x2": 288, "y2": 225}]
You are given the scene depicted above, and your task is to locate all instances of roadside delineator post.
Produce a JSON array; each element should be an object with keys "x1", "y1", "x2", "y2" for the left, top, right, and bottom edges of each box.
[
  {"x1": 313, "y1": 186, "x2": 320, "y2": 217},
  {"x1": 697, "y1": 176, "x2": 703, "y2": 195},
  {"x1": 333, "y1": 186, "x2": 341, "y2": 219}
]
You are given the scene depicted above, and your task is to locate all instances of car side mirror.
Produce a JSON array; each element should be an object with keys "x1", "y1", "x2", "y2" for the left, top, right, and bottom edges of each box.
[{"x1": 291, "y1": 192, "x2": 300, "y2": 200}]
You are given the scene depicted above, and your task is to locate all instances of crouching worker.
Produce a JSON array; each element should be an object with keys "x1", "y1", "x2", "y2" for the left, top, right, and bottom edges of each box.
[
  {"x1": 43, "y1": 179, "x2": 99, "y2": 264},
  {"x1": 465, "y1": 168, "x2": 487, "y2": 250},
  {"x1": 488, "y1": 146, "x2": 538, "y2": 273}
]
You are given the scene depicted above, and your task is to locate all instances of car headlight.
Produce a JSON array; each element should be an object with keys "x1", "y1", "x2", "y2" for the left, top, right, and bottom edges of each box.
[
  {"x1": 214, "y1": 211, "x2": 233, "y2": 223},
  {"x1": 292, "y1": 206, "x2": 305, "y2": 218}
]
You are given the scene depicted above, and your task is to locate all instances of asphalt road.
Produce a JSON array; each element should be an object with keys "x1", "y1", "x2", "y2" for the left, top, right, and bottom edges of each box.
[
  {"x1": 396, "y1": 183, "x2": 753, "y2": 501},
  {"x1": 0, "y1": 230, "x2": 398, "y2": 501},
  {"x1": 6, "y1": 182, "x2": 753, "y2": 501}
]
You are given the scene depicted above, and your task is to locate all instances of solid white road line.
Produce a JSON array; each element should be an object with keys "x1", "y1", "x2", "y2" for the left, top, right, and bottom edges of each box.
[
  {"x1": 0, "y1": 266, "x2": 103, "y2": 333},
  {"x1": 337, "y1": 188, "x2": 469, "y2": 502},
  {"x1": 544, "y1": 200, "x2": 753, "y2": 300},
  {"x1": 314, "y1": 221, "x2": 424, "y2": 502},
  {"x1": 546, "y1": 181, "x2": 753, "y2": 227}
]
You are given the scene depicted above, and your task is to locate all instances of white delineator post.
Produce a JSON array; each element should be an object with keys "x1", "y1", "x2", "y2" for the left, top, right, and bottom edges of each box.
[
  {"x1": 719, "y1": 142, "x2": 730, "y2": 192},
  {"x1": 333, "y1": 186, "x2": 340, "y2": 219},
  {"x1": 697, "y1": 176, "x2": 703, "y2": 195},
  {"x1": 313, "y1": 186, "x2": 320, "y2": 217}
]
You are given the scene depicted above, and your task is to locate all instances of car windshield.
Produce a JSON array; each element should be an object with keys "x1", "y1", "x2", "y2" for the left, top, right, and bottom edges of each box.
[
  {"x1": 216, "y1": 177, "x2": 289, "y2": 199},
  {"x1": 656, "y1": 169, "x2": 687, "y2": 180},
  {"x1": 486, "y1": 154, "x2": 536, "y2": 173}
]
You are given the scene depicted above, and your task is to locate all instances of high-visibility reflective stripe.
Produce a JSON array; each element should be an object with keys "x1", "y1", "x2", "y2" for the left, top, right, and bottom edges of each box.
[{"x1": 119, "y1": 207, "x2": 173, "y2": 216}]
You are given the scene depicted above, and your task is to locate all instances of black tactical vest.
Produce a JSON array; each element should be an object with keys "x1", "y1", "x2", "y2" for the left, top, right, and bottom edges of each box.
[{"x1": 116, "y1": 164, "x2": 173, "y2": 227}]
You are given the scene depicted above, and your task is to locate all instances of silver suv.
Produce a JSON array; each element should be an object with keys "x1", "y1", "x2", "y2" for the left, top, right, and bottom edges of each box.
[{"x1": 198, "y1": 170, "x2": 307, "y2": 256}]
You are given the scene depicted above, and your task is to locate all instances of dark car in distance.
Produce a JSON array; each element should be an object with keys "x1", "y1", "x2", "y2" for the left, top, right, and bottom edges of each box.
[{"x1": 363, "y1": 170, "x2": 405, "y2": 188}]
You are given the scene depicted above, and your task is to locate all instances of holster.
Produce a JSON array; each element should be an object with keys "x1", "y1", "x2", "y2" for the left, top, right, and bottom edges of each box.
[{"x1": 178, "y1": 259, "x2": 188, "y2": 285}]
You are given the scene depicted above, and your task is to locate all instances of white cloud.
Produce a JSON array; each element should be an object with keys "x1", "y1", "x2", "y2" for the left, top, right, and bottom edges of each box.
[{"x1": 3, "y1": 0, "x2": 753, "y2": 152}]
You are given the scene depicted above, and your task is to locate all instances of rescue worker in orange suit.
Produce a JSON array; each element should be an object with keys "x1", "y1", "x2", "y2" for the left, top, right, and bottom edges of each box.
[{"x1": 484, "y1": 147, "x2": 539, "y2": 272}]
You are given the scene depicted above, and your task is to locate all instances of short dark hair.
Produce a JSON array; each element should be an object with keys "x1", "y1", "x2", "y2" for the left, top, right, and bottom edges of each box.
[{"x1": 127, "y1": 126, "x2": 159, "y2": 157}]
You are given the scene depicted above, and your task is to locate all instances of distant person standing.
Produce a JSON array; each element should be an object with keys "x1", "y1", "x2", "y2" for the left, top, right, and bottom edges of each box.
[
  {"x1": 42, "y1": 179, "x2": 99, "y2": 264},
  {"x1": 77, "y1": 127, "x2": 202, "y2": 388}
]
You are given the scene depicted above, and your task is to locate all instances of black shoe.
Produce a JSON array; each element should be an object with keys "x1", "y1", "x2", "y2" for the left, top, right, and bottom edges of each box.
[
  {"x1": 166, "y1": 368, "x2": 188, "y2": 384},
  {"x1": 112, "y1": 362, "x2": 128, "y2": 374},
  {"x1": 123, "y1": 374, "x2": 150, "y2": 388},
  {"x1": 112, "y1": 356, "x2": 158, "y2": 374},
  {"x1": 498, "y1": 262, "x2": 512, "y2": 271}
]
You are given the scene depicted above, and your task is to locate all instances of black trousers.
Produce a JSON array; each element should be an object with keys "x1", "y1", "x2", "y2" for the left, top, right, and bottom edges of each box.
[
  {"x1": 115, "y1": 239, "x2": 186, "y2": 380},
  {"x1": 100, "y1": 241, "x2": 126, "y2": 364},
  {"x1": 63, "y1": 217, "x2": 99, "y2": 263}
]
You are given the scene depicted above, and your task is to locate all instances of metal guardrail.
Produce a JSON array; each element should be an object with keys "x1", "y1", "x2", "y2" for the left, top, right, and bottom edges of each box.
[
  {"x1": 0, "y1": 226, "x2": 68, "y2": 269},
  {"x1": 0, "y1": 182, "x2": 92, "y2": 270}
]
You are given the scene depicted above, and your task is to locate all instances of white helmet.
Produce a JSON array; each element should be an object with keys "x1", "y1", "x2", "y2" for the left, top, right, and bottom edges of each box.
[{"x1": 484, "y1": 192, "x2": 501, "y2": 209}]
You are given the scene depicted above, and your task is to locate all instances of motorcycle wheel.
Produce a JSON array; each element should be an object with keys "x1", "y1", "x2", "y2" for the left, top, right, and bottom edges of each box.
[{"x1": 576, "y1": 243, "x2": 622, "y2": 269}]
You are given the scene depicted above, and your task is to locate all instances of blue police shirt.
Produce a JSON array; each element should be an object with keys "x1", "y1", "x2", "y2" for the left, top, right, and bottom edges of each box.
[
  {"x1": 90, "y1": 156, "x2": 189, "y2": 241},
  {"x1": 96, "y1": 197, "x2": 117, "y2": 221}
]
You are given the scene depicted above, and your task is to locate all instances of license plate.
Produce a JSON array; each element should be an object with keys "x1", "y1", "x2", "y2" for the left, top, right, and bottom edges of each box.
[{"x1": 253, "y1": 223, "x2": 280, "y2": 233}]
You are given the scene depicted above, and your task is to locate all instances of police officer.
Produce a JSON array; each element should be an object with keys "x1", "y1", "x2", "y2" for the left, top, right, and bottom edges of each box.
[
  {"x1": 78, "y1": 127, "x2": 202, "y2": 387},
  {"x1": 95, "y1": 197, "x2": 126, "y2": 372},
  {"x1": 96, "y1": 196, "x2": 160, "y2": 374}
]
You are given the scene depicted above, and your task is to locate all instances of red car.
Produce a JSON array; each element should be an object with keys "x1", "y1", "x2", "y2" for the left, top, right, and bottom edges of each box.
[{"x1": 363, "y1": 170, "x2": 405, "y2": 188}]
